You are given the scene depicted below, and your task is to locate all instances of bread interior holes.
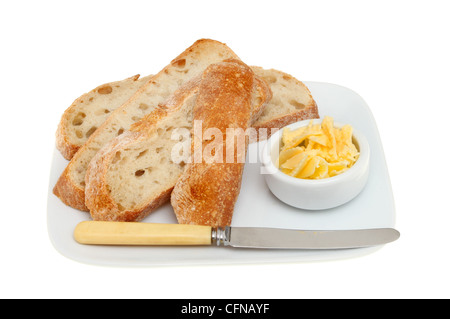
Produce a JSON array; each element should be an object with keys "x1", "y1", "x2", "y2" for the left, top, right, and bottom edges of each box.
[
  {"x1": 139, "y1": 103, "x2": 149, "y2": 111},
  {"x1": 134, "y1": 167, "x2": 153, "y2": 178},
  {"x1": 72, "y1": 112, "x2": 86, "y2": 126},
  {"x1": 98, "y1": 85, "x2": 113, "y2": 94},
  {"x1": 135, "y1": 169, "x2": 145, "y2": 177},
  {"x1": 136, "y1": 150, "x2": 148, "y2": 159},
  {"x1": 94, "y1": 108, "x2": 110, "y2": 115},
  {"x1": 265, "y1": 75, "x2": 278, "y2": 84},
  {"x1": 173, "y1": 59, "x2": 189, "y2": 73},
  {"x1": 289, "y1": 100, "x2": 305, "y2": 109},
  {"x1": 112, "y1": 151, "x2": 121, "y2": 164},
  {"x1": 85, "y1": 126, "x2": 97, "y2": 138},
  {"x1": 157, "y1": 126, "x2": 174, "y2": 139},
  {"x1": 172, "y1": 59, "x2": 186, "y2": 68}
]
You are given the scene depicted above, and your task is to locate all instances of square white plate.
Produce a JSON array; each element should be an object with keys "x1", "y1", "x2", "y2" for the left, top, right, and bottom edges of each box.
[{"x1": 47, "y1": 82, "x2": 396, "y2": 267}]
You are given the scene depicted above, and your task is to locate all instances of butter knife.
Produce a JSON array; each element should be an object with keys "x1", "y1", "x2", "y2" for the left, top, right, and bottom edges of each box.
[{"x1": 74, "y1": 221, "x2": 400, "y2": 249}]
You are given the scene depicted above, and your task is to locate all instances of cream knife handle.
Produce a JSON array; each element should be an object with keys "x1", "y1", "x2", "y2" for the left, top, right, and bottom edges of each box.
[{"x1": 74, "y1": 221, "x2": 212, "y2": 246}]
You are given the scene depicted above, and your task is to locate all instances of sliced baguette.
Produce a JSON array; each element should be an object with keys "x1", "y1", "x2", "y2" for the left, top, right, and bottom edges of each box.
[
  {"x1": 170, "y1": 60, "x2": 257, "y2": 227},
  {"x1": 56, "y1": 74, "x2": 153, "y2": 160},
  {"x1": 85, "y1": 59, "x2": 271, "y2": 222},
  {"x1": 53, "y1": 39, "x2": 319, "y2": 212},
  {"x1": 53, "y1": 39, "x2": 241, "y2": 211}
]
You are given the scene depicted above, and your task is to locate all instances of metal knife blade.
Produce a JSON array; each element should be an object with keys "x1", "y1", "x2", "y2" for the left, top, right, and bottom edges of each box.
[{"x1": 213, "y1": 226, "x2": 400, "y2": 249}]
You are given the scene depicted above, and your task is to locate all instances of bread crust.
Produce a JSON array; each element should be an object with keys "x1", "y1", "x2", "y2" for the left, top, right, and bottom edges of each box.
[
  {"x1": 170, "y1": 60, "x2": 256, "y2": 227},
  {"x1": 252, "y1": 100, "x2": 319, "y2": 138},
  {"x1": 53, "y1": 166, "x2": 89, "y2": 211}
]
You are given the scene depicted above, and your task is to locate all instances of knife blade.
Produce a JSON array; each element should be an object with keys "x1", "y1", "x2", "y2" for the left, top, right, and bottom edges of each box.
[{"x1": 74, "y1": 221, "x2": 399, "y2": 249}]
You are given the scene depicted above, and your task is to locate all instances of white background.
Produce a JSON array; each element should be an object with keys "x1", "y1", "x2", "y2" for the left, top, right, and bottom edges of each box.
[{"x1": 1, "y1": 0, "x2": 449, "y2": 299}]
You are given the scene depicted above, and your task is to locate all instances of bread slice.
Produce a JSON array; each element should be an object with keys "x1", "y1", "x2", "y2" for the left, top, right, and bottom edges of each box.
[
  {"x1": 251, "y1": 66, "x2": 318, "y2": 135},
  {"x1": 53, "y1": 39, "x2": 241, "y2": 211},
  {"x1": 56, "y1": 74, "x2": 153, "y2": 160},
  {"x1": 84, "y1": 77, "x2": 201, "y2": 221},
  {"x1": 171, "y1": 60, "x2": 258, "y2": 227},
  {"x1": 85, "y1": 60, "x2": 271, "y2": 222}
]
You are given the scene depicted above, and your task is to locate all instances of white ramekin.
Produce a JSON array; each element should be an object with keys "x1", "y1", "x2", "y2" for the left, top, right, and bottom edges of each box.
[{"x1": 261, "y1": 119, "x2": 370, "y2": 210}]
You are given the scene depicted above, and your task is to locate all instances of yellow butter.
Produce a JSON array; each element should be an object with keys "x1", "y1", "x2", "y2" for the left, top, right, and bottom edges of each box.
[{"x1": 277, "y1": 116, "x2": 359, "y2": 179}]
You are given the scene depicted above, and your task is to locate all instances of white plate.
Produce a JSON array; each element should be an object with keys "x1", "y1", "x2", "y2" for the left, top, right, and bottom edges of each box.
[{"x1": 47, "y1": 82, "x2": 396, "y2": 267}]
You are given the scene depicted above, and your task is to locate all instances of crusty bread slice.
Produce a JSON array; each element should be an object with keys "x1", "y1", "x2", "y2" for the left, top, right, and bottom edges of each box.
[
  {"x1": 85, "y1": 77, "x2": 201, "y2": 221},
  {"x1": 56, "y1": 74, "x2": 153, "y2": 160},
  {"x1": 251, "y1": 66, "x2": 318, "y2": 135},
  {"x1": 85, "y1": 60, "x2": 271, "y2": 222},
  {"x1": 171, "y1": 60, "x2": 258, "y2": 227},
  {"x1": 53, "y1": 39, "x2": 241, "y2": 211}
]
